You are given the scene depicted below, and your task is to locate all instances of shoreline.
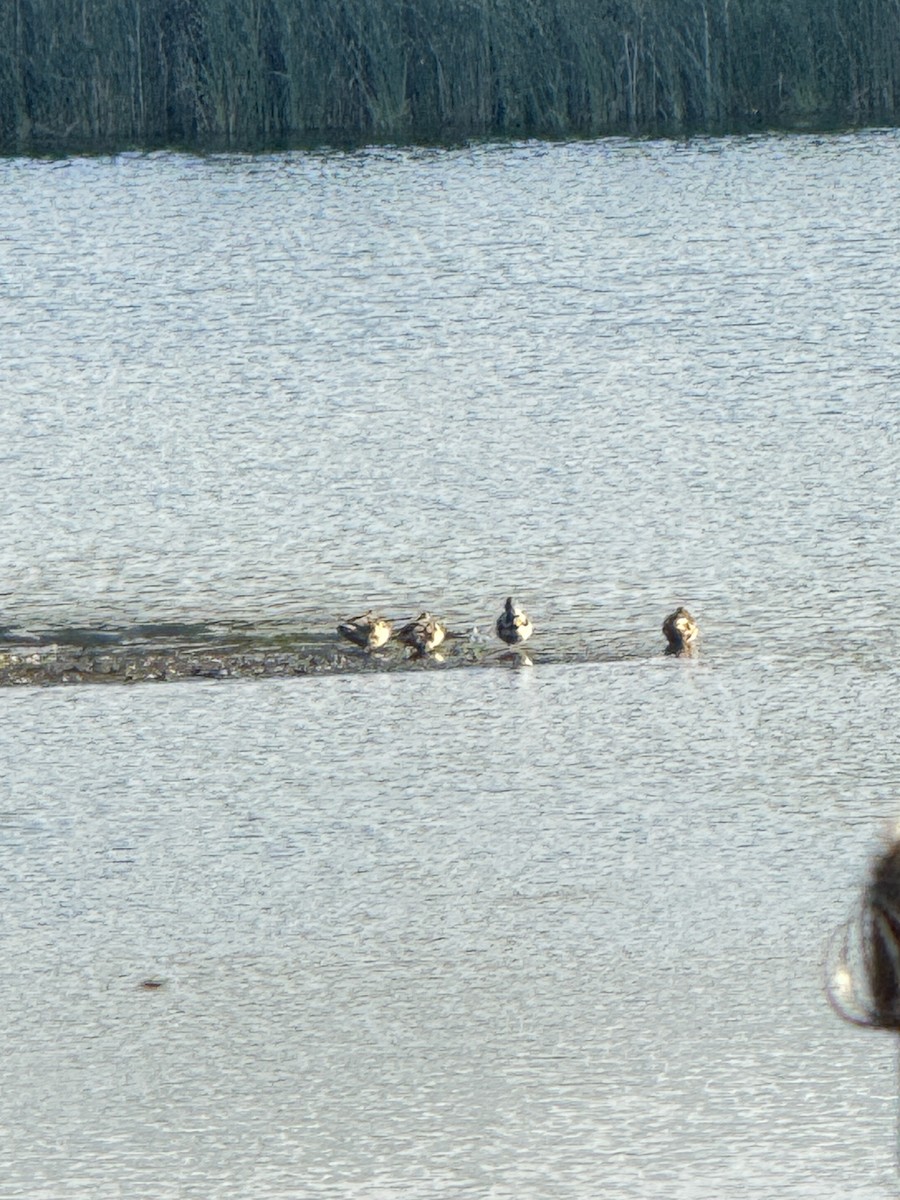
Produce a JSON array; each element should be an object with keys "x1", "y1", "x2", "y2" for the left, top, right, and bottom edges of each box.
[{"x1": 0, "y1": 637, "x2": 512, "y2": 687}]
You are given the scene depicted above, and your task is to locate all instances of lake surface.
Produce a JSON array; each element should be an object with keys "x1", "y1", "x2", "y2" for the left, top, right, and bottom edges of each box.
[{"x1": 1, "y1": 130, "x2": 900, "y2": 1197}]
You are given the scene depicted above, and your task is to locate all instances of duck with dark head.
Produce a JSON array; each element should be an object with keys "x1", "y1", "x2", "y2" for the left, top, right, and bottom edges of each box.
[
  {"x1": 662, "y1": 607, "x2": 699, "y2": 656},
  {"x1": 496, "y1": 597, "x2": 533, "y2": 646}
]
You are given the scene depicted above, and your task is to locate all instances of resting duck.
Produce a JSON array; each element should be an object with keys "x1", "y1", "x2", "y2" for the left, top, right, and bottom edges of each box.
[
  {"x1": 337, "y1": 611, "x2": 393, "y2": 650},
  {"x1": 496, "y1": 597, "x2": 533, "y2": 646},
  {"x1": 398, "y1": 612, "x2": 446, "y2": 656},
  {"x1": 662, "y1": 607, "x2": 699, "y2": 655}
]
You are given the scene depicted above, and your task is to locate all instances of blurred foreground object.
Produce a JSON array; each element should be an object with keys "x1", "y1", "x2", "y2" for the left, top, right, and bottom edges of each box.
[{"x1": 828, "y1": 833, "x2": 900, "y2": 1029}]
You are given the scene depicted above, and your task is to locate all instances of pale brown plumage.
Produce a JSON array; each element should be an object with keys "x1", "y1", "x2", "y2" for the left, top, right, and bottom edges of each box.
[
  {"x1": 662, "y1": 607, "x2": 699, "y2": 655},
  {"x1": 337, "y1": 611, "x2": 393, "y2": 650}
]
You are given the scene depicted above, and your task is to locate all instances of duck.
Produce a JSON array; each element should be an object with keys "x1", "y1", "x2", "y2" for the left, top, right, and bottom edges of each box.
[
  {"x1": 662, "y1": 607, "x2": 699, "y2": 655},
  {"x1": 496, "y1": 597, "x2": 533, "y2": 646},
  {"x1": 397, "y1": 612, "x2": 446, "y2": 656},
  {"x1": 337, "y1": 611, "x2": 393, "y2": 650}
]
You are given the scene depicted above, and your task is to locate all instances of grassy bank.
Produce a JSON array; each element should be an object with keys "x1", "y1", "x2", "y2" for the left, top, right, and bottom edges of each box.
[{"x1": 2, "y1": 0, "x2": 899, "y2": 152}]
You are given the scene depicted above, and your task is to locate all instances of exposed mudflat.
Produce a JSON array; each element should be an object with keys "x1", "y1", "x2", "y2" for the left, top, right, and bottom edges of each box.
[{"x1": 0, "y1": 625, "x2": 547, "y2": 686}]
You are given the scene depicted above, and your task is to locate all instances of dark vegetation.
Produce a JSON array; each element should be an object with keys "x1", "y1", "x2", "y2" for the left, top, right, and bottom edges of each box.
[{"x1": 2, "y1": 0, "x2": 899, "y2": 152}]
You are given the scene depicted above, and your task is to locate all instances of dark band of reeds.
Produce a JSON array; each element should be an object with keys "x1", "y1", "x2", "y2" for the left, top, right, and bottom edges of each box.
[{"x1": 2, "y1": 0, "x2": 899, "y2": 154}]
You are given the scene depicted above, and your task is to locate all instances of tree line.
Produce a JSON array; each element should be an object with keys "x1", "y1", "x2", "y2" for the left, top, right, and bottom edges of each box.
[{"x1": 2, "y1": 0, "x2": 898, "y2": 152}]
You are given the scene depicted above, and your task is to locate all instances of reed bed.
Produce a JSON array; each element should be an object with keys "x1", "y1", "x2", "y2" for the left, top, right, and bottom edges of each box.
[{"x1": 2, "y1": 0, "x2": 899, "y2": 152}]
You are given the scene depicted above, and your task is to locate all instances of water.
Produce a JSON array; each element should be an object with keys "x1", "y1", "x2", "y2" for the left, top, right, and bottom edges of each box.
[
  {"x1": 1, "y1": 131, "x2": 900, "y2": 1197},
  {"x1": 2, "y1": 133, "x2": 898, "y2": 642}
]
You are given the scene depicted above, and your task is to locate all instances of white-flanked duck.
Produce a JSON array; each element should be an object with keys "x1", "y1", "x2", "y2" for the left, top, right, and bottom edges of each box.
[{"x1": 496, "y1": 596, "x2": 533, "y2": 646}]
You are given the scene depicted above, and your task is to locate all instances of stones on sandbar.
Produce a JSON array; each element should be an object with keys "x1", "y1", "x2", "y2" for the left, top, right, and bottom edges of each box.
[{"x1": 0, "y1": 599, "x2": 706, "y2": 686}]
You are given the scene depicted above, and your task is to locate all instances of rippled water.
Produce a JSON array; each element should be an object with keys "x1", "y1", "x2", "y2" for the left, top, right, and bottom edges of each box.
[
  {"x1": 2, "y1": 131, "x2": 900, "y2": 1197},
  {"x1": 2, "y1": 132, "x2": 899, "y2": 647},
  {"x1": 2, "y1": 665, "x2": 899, "y2": 1198}
]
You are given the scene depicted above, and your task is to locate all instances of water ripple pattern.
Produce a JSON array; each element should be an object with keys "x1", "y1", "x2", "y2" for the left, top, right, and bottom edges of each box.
[
  {"x1": 1, "y1": 132, "x2": 899, "y2": 656},
  {"x1": 1, "y1": 132, "x2": 900, "y2": 1199},
  {"x1": 0, "y1": 663, "x2": 897, "y2": 1198}
]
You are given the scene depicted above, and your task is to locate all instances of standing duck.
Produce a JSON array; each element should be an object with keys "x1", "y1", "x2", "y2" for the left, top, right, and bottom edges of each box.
[
  {"x1": 496, "y1": 597, "x2": 533, "y2": 646},
  {"x1": 337, "y1": 611, "x2": 393, "y2": 650},
  {"x1": 398, "y1": 612, "x2": 446, "y2": 657},
  {"x1": 662, "y1": 607, "x2": 699, "y2": 655}
]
